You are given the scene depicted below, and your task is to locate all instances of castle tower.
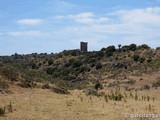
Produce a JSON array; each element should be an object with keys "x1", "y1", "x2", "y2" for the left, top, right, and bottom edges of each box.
[{"x1": 80, "y1": 42, "x2": 88, "y2": 52}]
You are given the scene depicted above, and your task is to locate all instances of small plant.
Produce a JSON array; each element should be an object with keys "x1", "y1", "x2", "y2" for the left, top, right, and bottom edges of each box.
[
  {"x1": 130, "y1": 92, "x2": 133, "y2": 99},
  {"x1": 104, "y1": 95, "x2": 108, "y2": 102},
  {"x1": 0, "y1": 81, "x2": 9, "y2": 90},
  {"x1": 42, "y1": 83, "x2": 50, "y2": 89},
  {"x1": 51, "y1": 86, "x2": 69, "y2": 94},
  {"x1": 126, "y1": 79, "x2": 136, "y2": 85},
  {"x1": 107, "y1": 91, "x2": 124, "y2": 101},
  {"x1": 142, "y1": 84, "x2": 150, "y2": 90},
  {"x1": 94, "y1": 82, "x2": 103, "y2": 90},
  {"x1": 147, "y1": 96, "x2": 150, "y2": 101},
  {"x1": 135, "y1": 93, "x2": 138, "y2": 101},
  {"x1": 0, "y1": 107, "x2": 5, "y2": 116},
  {"x1": 148, "y1": 104, "x2": 152, "y2": 112},
  {"x1": 152, "y1": 80, "x2": 160, "y2": 87}
]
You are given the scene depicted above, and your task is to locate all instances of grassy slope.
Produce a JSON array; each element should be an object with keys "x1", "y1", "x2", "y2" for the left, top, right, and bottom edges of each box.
[{"x1": 0, "y1": 86, "x2": 160, "y2": 120}]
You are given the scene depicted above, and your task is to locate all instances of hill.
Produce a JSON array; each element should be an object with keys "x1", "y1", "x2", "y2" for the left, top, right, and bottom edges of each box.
[
  {"x1": 0, "y1": 44, "x2": 160, "y2": 91},
  {"x1": 0, "y1": 43, "x2": 160, "y2": 119}
]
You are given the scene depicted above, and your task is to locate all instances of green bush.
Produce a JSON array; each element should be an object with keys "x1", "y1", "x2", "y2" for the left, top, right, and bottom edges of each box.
[
  {"x1": 47, "y1": 58, "x2": 53, "y2": 65},
  {"x1": 142, "y1": 84, "x2": 150, "y2": 90},
  {"x1": 139, "y1": 57, "x2": 145, "y2": 63},
  {"x1": 46, "y1": 67, "x2": 56, "y2": 75},
  {"x1": 107, "y1": 92, "x2": 124, "y2": 101},
  {"x1": 96, "y1": 51, "x2": 105, "y2": 58},
  {"x1": 106, "y1": 45, "x2": 116, "y2": 53},
  {"x1": 152, "y1": 80, "x2": 160, "y2": 87},
  {"x1": 129, "y1": 44, "x2": 137, "y2": 51},
  {"x1": 0, "y1": 81, "x2": 9, "y2": 90},
  {"x1": 138, "y1": 44, "x2": 150, "y2": 50},
  {"x1": 96, "y1": 62, "x2": 102, "y2": 70},
  {"x1": 72, "y1": 60, "x2": 82, "y2": 68},
  {"x1": 147, "y1": 58, "x2": 152, "y2": 63},
  {"x1": 95, "y1": 82, "x2": 103, "y2": 90},
  {"x1": 1, "y1": 66, "x2": 18, "y2": 81},
  {"x1": 42, "y1": 83, "x2": 50, "y2": 89},
  {"x1": 156, "y1": 47, "x2": 160, "y2": 50},
  {"x1": 133, "y1": 54, "x2": 140, "y2": 61},
  {"x1": 121, "y1": 45, "x2": 130, "y2": 52},
  {"x1": 19, "y1": 80, "x2": 37, "y2": 88}
]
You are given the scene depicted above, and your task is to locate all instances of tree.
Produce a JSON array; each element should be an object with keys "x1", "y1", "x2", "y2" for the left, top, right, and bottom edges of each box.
[
  {"x1": 121, "y1": 45, "x2": 130, "y2": 52},
  {"x1": 156, "y1": 47, "x2": 160, "y2": 50},
  {"x1": 106, "y1": 45, "x2": 116, "y2": 53},
  {"x1": 129, "y1": 44, "x2": 137, "y2": 51},
  {"x1": 138, "y1": 44, "x2": 150, "y2": 50},
  {"x1": 118, "y1": 44, "x2": 121, "y2": 49}
]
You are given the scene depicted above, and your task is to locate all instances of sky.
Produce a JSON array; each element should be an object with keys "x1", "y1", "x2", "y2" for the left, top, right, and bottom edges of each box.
[{"x1": 0, "y1": 0, "x2": 160, "y2": 55}]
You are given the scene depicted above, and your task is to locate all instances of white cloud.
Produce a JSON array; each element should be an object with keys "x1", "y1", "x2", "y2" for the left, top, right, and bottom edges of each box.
[
  {"x1": 8, "y1": 31, "x2": 46, "y2": 36},
  {"x1": 54, "y1": 7, "x2": 160, "y2": 49},
  {"x1": 54, "y1": 12, "x2": 110, "y2": 24},
  {"x1": 115, "y1": 7, "x2": 160, "y2": 24},
  {"x1": 17, "y1": 19, "x2": 42, "y2": 25}
]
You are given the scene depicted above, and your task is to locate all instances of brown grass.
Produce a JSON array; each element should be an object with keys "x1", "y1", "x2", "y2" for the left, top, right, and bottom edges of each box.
[{"x1": 0, "y1": 86, "x2": 160, "y2": 120}]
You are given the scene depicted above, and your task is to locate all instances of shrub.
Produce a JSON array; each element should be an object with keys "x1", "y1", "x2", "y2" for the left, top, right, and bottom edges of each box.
[
  {"x1": 139, "y1": 57, "x2": 145, "y2": 63},
  {"x1": 47, "y1": 58, "x2": 53, "y2": 65},
  {"x1": 90, "y1": 63, "x2": 95, "y2": 67},
  {"x1": 95, "y1": 82, "x2": 103, "y2": 90},
  {"x1": 96, "y1": 51, "x2": 105, "y2": 58},
  {"x1": 51, "y1": 86, "x2": 69, "y2": 94},
  {"x1": 0, "y1": 81, "x2": 9, "y2": 90},
  {"x1": 96, "y1": 62, "x2": 102, "y2": 70},
  {"x1": 106, "y1": 45, "x2": 116, "y2": 53},
  {"x1": 107, "y1": 92, "x2": 124, "y2": 101},
  {"x1": 129, "y1": 44, "x2": 137, "y2": 51},
  {"x1": 42, "y1": 83, "x2": 50, "y2": 89},
  {"x1": 88, "y1": 58, "x2": 96, "y2": 64},
  {"x1": 147, "y1": 58, "x2": 152, "y2": 63},
  {"x1": 156, "y1": 47, "x2": 160, "y2": 50},
  {"x1": 0, "y1": 107, "x2": 5, "y2": 116},
  {"x1": 106, "y1": 52, "x2": 113, "y2": 57},
  {"x1": 101, "y1": 48, "x2": 106, "y2": 51},
  {"x1": 126, "y1": 79, "x2": 136, "y2": 85},
  {"x1": 152, "y1": 80, "x2": 160, "y2": 87},
  {"x1": 72, "y1": 60, "x2": 82, "y2": 68},
  {"x1": 84, "y1": 88, "x2": 99, "y2": 96},
  {"x1": 103, "y1": 45, "x2": 115, "y2": 57},
  {"x1": 121, "y1": 45, "x2": 130, "y2": 52},
  {"x1": 1, "y1": 66, "x2": 18, "y2": 81},
  {"x1": 30, "y1": 62, "x2": 37, "y2": 69},
  {"x1": 133, "y1": 54, "x2": 140, "y2": 61},
  {"x1": 19, "y1": 80, "x2": 37, "y2": 88},
  {"x1": 138, "y1": 44, "x2": 150, "y2": 50},
  {"x1": 142, "y1": 84, "x2": 150, "y2": 90},
  {"x1": 46, "y1": 67, "x2": 56, "y2": 75}
]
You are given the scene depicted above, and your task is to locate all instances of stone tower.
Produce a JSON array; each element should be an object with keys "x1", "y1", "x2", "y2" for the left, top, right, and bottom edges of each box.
[{"x1": 80, "y1": 42, "x2": 88, "y2": 52}]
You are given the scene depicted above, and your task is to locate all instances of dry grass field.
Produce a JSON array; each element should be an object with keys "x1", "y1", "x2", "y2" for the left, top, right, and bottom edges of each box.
[{"x1": 0, "y1": 86, "x2": 160, "y2": 120}]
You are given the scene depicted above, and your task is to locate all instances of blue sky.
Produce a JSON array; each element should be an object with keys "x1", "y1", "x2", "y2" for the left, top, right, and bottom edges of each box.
[{"x1": 0, "y1": 0, "x2": 160, "y2": 55}]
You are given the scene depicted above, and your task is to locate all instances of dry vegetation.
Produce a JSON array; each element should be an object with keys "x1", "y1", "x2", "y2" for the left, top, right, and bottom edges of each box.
[
  {"x1": 0, "y1": 86, "x2": 160, "y2": 120},
  {"x1": 0, "y1": 44, "x2": 160, "y2": 119}
]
